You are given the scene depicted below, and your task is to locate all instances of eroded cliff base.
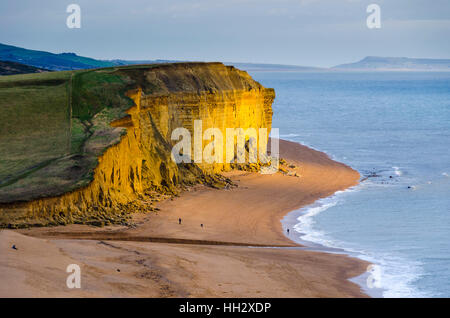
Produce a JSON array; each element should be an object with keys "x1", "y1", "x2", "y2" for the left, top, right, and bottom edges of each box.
[{"x1": 0, "y1": 173, "x2": 236, "y2": 229}]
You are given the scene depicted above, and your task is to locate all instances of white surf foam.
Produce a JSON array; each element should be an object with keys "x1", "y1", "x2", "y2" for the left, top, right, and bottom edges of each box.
[
  {"x1": 291, "y1": 187, "x2": 432, "y2": 298},
  {"x1": 279, "y1": 133, "x2": 300, "y2": 138},
  {"x1": 393, "y1": 166, "x2": 403, "y2": 176}
]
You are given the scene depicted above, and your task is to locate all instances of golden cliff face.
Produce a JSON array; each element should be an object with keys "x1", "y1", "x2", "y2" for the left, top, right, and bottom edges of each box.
[{"x1": 4, "y1": 63, "x2": 274, "y2": 227}]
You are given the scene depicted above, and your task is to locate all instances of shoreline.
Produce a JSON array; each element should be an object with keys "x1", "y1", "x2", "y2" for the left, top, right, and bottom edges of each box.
[
  {"x1": 277, "y1": 136, "x2": 385, "y2": 297},
  {"x1": 281, "y1": 187, "x2": 385, "y2": 298},
  {"x1": 277, "y1": 139, "x2": 382, "y2": 297},
  {"x1": 1, "y1": 139, "x2": 371, "y2": 297}
]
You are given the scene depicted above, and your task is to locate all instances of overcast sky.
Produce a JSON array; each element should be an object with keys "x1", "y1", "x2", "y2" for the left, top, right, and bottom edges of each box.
[{"x1": 1, "y1": 0, "x2": 449, "y2": 67}]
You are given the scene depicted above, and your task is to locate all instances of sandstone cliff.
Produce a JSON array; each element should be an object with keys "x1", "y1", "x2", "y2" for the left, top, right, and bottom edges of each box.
[{"x1": 0, "y1": 63, "x2": 274, "y2": 227}]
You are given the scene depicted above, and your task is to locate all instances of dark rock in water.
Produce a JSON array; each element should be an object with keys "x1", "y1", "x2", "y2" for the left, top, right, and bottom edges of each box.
[{"x1": 367, "y1": 172, "x2": 380, "y2": 178}]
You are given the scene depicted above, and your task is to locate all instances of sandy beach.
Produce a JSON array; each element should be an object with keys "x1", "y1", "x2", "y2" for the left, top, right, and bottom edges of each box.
[{"x1": 0, "y1": 139, "x2": 369, "y2": 297}]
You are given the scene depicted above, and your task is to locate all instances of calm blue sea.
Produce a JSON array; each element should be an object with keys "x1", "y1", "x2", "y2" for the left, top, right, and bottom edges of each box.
[{"x1": 251, "y1": 71, "x2": 450, "y2": 298}]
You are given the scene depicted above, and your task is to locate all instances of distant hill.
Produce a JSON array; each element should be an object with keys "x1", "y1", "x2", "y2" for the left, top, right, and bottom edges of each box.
[
  {"x1": 0, "y1": 60, "x2": 49, "y2": 75},
  {"x1": 334, "y1": 56, "x2": 450, "y2": 71},
  {"x1": 0, "y1": 43, "x2": 116, "y2": 71},
  {"x1": 0, "y1": 42, "x2": 323, "y2": 73}
]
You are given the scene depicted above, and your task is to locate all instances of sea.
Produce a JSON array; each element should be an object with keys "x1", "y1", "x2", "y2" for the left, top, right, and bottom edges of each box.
[{"x1": 251, "y1": 71, "x2": 450, "y2": 298}]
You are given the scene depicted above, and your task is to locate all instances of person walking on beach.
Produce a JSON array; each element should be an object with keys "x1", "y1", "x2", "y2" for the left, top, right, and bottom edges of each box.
[
  {"x1": 287, "y1": 228, "x2": 290, "y2": 235},
  {"x1": 178, "y1": 218, "x2": 182, "y2": 225}
]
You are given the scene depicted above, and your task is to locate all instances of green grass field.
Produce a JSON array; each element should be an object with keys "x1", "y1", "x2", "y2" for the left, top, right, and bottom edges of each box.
[{"x1": 0, "y1": 72, "x2": 72, "y2": 187}]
